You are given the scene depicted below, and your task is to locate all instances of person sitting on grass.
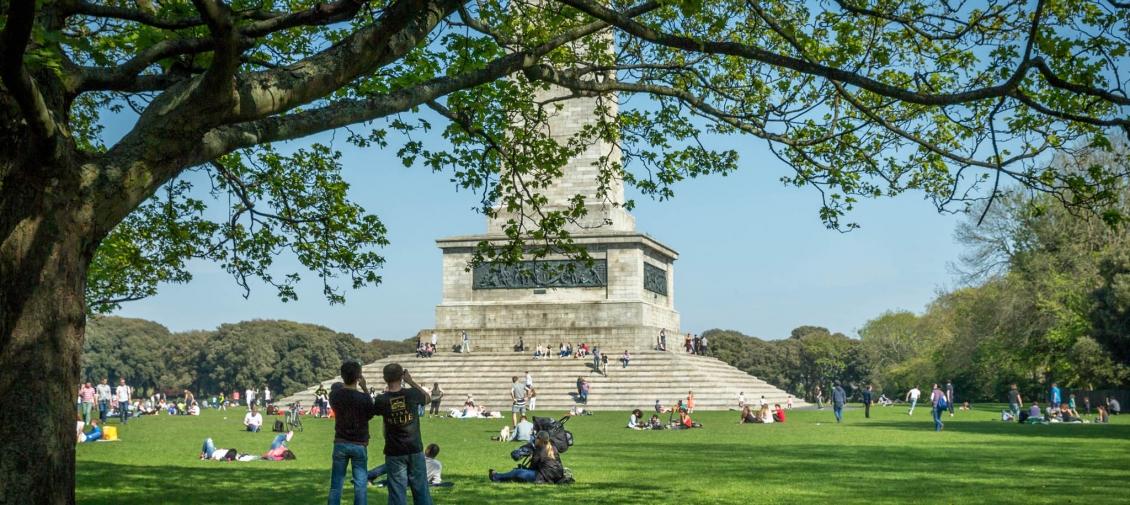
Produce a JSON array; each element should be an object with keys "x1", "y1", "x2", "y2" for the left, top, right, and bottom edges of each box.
[
  {"x1": 648, "y1": 414, "x2": 663, "y2": 430},
  {"x1": 494, "y1": 415, "x2": 534, "y2": 442},
  {"x1": 755, "y1": 405, "x2": 774, "y2": 424},
  {"x1": 368, "y1": 443, "x2": 444, "y2": 487},
  {"x1": 1025, "y1": 402, "x2": 1043, "y2": 422},
  {"x1": 1095, "y1": 405, "x2": 1110, "y2": 424},
  {"x1": 628, "y1": 409, "x2": 643, "y2": 430},
  {"x1": 673, "y1": 410, "x2": 698, "y2": 430},
  {"x1": 1058, "y1": 404, "x2": 1082, "y2": 423},
  {"x1": 773, "y1": 404, "x2": 786, "y2": 423},
  {"x1": 739, "y1": 405, "x2": 757, "y2": 424},
  {"x1": 489, "y1": 432, "x2": 566, "y2": 484},
  {"x1": 76, "y1": 418, "x2": 102, "y2": 444},
  {"x1": 243, "y1": 405, "x2": 263, "y2": 432}
]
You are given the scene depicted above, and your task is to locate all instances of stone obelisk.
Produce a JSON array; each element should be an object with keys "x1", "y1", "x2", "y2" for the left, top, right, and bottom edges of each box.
[{"x1": 433, "y1": 74, "x2": 680, "y2": 352}]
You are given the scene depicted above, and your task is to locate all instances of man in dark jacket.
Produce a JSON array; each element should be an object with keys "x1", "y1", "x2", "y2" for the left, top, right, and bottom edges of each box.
[
  {"x1": 862, "y1": 385, "x2": 873, "y2": 419},
  {"x1": 832, "y1": 383, "x2": 847, "y2": 423},
  {"x1": 327, "y1": 361, "x2": 377, "y2": 505}
]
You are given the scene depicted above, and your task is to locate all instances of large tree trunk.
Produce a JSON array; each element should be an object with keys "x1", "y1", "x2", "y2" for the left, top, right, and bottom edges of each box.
[{"x1": 0, "y1": 159, "x2": 94, "y2": 505}]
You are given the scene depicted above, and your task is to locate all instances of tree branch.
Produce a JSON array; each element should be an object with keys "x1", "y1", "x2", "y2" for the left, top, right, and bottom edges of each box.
[
  {"x1": 556, "y1": 0, "x2": 1130, "y2": 110},
  {"x1": 0, "y1": 0, "x2": 60, "y2": 140}
]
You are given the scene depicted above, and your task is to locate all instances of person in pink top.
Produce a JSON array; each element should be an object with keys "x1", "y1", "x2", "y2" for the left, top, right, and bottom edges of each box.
[{"x1": 78, "y1": 382, "x2": 96, "y2": 425}]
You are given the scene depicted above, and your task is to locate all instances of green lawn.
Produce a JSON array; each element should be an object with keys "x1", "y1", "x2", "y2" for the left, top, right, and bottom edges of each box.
[{"x1": 76, "y1": 404, "x2": 1130, "y2": 504}]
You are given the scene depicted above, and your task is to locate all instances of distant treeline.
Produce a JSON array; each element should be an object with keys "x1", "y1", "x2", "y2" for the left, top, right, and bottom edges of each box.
[
  {"x1": 709, "y1": 185, "x2": 1130, "y2": 402},
  {"x1": 82, "y1": 317, "x2": 413, "y2": 397}
]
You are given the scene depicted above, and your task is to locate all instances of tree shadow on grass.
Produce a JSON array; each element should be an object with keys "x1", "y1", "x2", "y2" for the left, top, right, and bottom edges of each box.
[
  {"x1": 854, "y1": 418, "x2": 1130, "y2": 440},
  {"x1": 591, "y1": 440, "x2": 1128, "y2": 504},
  {"x1": 77, "y1": 462, "x2": 672, "y2": 505}
]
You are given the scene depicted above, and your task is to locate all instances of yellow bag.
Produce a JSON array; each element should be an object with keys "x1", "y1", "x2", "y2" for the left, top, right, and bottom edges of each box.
[{"x1": 101, "y1": 425, "x2": 118, "y2": 441}]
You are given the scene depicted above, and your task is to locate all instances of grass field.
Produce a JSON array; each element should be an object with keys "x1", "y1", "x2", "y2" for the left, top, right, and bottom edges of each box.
[{"x1": 76, "y1": 404, "x2": 1130, "y2": 504}]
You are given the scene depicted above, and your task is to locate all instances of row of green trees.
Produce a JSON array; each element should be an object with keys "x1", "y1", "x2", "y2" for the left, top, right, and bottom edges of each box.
[
  {"x1": 711, "y1": 183, "x2": 1130, "y2": 402},
  {"x1": 81, "y1": 317, "x2": 413, "y2": 398}
]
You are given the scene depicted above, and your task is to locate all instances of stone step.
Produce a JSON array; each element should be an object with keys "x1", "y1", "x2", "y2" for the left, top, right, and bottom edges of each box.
[{"x1": 281, "y1": 352, "x2": 803, "y2": 411}]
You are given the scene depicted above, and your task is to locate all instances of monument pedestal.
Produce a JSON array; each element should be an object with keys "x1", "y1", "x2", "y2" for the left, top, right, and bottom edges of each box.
[{"x1": 435, "y1": 231, "x2": 679, "y2": 351}]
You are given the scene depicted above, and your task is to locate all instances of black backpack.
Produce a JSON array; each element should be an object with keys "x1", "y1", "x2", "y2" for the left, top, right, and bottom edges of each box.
[{"x1": 272, "y1": 419, "x2": 285, "y2": 432}]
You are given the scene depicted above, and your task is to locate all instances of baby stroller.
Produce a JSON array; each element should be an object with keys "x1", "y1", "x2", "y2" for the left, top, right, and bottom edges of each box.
[{"x1": 510, "y1": 415, "x2": 574, "y2": 466}]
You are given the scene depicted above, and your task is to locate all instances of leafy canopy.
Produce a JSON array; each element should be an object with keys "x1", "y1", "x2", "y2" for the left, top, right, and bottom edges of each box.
[{"x1": 2, "y1": 0, "x2": 1126, "y2": 309}]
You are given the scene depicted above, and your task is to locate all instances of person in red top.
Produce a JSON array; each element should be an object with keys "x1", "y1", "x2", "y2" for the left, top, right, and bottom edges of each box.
[{"x1": 773, "y1": 404, "x2": 786, "y2": 423}]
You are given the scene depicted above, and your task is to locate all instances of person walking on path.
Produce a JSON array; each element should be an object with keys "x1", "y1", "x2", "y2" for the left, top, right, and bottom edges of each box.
[
  {"x1": 263, "y1": 386, "x2": 272, "y2": 407},
  {"x1": 115, "y1": 378, "x2": 132, "y2": 424},
  {"x1": 373, "y1": 363, "x2": 432, "y2": 505},
  {"x1": 461, "y1": 331, "x2": 470, "y2": 353},
  {"x1": 945, "y1": 381, "x2": 955, "y2": 417},
  {"x1": 510, "y1": 376, "x2": 528, "y2": 426},
  {"x1": 96, "y1": 378, "x2": 112, "y2": 423},
  {"x1": 79, "y1": 383, "x2": 96, "y2": 425},
  {"x1": 700, "y1": 334, "x2": 709, "y2": 356},
  {"x1": 930, "y1": 383, "x2": 947, "y2": 431},
  {"x1": 906, "y1": 386, "x2": 921, "y2": 416},
  {"x1": 1007, "y1": 384, "x2": 1023, "y2": 420},
  {"x1": 327, "y1": 361, "x2": 378, "y2": 505},
  {"x1": 245, "y1": 387, "x2": 256, "y2": 409},
  {"x1": 1050, "y1": 382, "x2": 1062, "y2": 410},
  {"x1": 814, "y1": 384, "x2": 824, "y2": 410},
  {"x1": 831, "y1": 383, "x2": 846, "y2": 423},
  {"x1": 684, "y1": 333, "x2": 692, "y2": 353},
  {"x1": 862, "y1": 385, "x2": 873, "y2": 419}
]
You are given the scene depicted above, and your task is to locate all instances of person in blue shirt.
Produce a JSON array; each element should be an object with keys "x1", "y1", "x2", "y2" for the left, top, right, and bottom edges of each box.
[{"x1": 1050, "y1": 383, "x2": 1062, "y2": 409}]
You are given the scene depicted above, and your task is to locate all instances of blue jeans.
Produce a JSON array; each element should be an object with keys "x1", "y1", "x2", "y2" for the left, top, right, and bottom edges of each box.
[
  {"x1": 385, "y1": 452, "x2": 432, "y2": 505},
  {"x1": 908, "y1": 398, "x2": 918, "y2": 415},
  {"x1": 246, "y1": 424, "x2": 261, "y2": 432},
  {"x1": 1009, "y1": 403, "x2": 1021, "y2": 419},
  {"x1": 202, "y1": 438, "x2": 216, "y2": 458},
  {"x1": 119, "y1": 401, "x2": 129, "y2": 424},
  {"x1": 271, "y1": 434, "x2": 288, "y2": 450},
  {"x1": 98, "y1": 400, "x2": 109, "y2": 422},
  {"x1": 833, "y1": 404, "x2": 843, "y2": 423},
  {"x1": 933, "y1": 405, "x2": 945, "y2": 431},
  {"x1": 328, "y1": 443, "x2": 368, "y2": 505},
  {"x1": 491, "y1": 468, "x2": 536, "y2": 483}
]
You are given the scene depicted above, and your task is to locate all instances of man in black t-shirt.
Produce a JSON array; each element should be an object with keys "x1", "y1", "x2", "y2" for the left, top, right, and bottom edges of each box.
[
  {"x1": 327, "y1": 361, "x2": 378, "y2": 505},
  {"x1": 374, "y1": 363, "x2": 432, "y2": 505}
]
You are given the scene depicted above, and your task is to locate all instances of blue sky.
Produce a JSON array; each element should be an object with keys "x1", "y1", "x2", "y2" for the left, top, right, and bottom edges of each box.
[{"x1": 107, "y1": 109, "x2": 965, "y2": 342}]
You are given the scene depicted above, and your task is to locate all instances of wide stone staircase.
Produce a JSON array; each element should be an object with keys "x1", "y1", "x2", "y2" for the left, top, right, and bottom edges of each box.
[{"x1": 282, "y1": 350, "x2": 803, "y2": 411}]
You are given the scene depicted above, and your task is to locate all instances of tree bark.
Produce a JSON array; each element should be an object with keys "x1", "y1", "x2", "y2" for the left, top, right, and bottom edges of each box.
[{"x1": 0, "y1": 158, "x2": 94, "y2": 505}]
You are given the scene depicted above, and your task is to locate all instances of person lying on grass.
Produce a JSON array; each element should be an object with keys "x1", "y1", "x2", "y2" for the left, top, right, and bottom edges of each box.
[
  {"x1": 199, "y1": 432, "x2": 296, "y2": 462},
  {"x1": 368, "y1": 443, "x2": 448, "y2": 487},
  {"x1": 489, "y1": 432, "x2": 567, "y2": 484}
]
